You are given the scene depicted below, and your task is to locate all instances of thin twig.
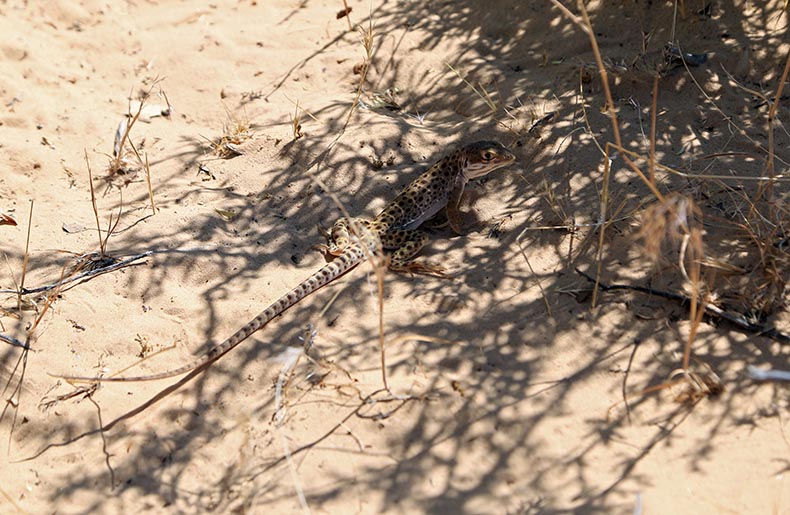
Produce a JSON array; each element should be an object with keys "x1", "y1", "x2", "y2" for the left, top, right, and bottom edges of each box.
[
  {"x1": 0, "y1": 247, "x2": 215, "y2": 296},
  {"x1": 274, "y1": 346, "x2": 311, "y2": 514},
  {"x1": 515, "y1": 232, "x2": 552, "y2": 317},
  {"x1": 25, "y1": 262, "x2": 68, "y2": 344},
  {"x1": 0, "y1": 333, "x2": 29, "y2": 350},
  {"x1": 340, "y1": 0, "x2": 353, "y2": 30},
  {"x1": 375, "y1": 254, "x2": 389, "y2": 391},
  {"x1": 759, "y1": 47, "x2": 790, "y2": 215},
  {"x1": 0, "y1": 486, "x2": 25, "y2": 514},
  {"x1": 575, "y1": 268, "x2": 790, "y2": 344},
  {"x1": 88, "y1": 397, "x2": 116, "y2": 488},
  {"x1": 144, "y1": 153, "x2": 156, "y2": 215},
  {"x1": 18, "y1": 200, "x2": 33, "y2": 311},
  {"x1": 85, "y1": 150, "x2": 105, "y2": 256},
  {"x1": 649, "y1": 75, "x2": 659, "y2": 186}
]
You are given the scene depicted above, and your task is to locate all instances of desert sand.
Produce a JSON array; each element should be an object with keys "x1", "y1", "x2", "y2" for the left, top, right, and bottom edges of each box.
[{"x1": 1, "y1": 1, "x2": 789, "y2": 513}]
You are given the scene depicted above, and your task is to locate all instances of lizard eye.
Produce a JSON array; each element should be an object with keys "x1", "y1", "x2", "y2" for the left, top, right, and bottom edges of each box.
[{"x1": 482, "y1": 151, "x2": 494, "y2": 160}]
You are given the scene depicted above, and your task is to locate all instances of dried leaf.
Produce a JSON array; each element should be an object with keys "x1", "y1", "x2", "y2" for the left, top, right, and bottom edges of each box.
[
  {"x1": 114, "y1": 117, "x2": 128, "y2": 157},
  {"x1": 0, "y1": 213, "x2": 17, "y2": 226},
  {"x1": 215, "y1": 209, "x2": 237, "y2": 221},
  {"x1": 129, "y1": 100, "x2": 172, "y2": 121},
  {"x1": 62, "y1": 222, "x2": 88, "y2": 233}
]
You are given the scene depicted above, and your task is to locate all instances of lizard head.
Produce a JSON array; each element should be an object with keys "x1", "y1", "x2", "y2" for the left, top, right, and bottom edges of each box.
[{"x1": 461, "y1": 141, "x2": 516, "y2": 179}]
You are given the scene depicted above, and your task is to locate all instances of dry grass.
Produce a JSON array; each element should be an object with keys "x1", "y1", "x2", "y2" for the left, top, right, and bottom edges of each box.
[
  {"x1": 50, "y1": 13, "x2": 390, "y2": 397},
  {"x1": 86, "y1": 150, "x2": 122, "y2": 259},
  {"x1": 209, "y1": 105, "x2": 254, "y2": 158},
  {"x1": 107, "y1": 79, "x2": 166, "y2": 215},
  {"x1": 1, "y1": 79, "x2": 171, "y2": 367},
  {"x1": 0, "y1": 201, "x2": 74, "y2": 451},
  {"x1": 445, "y1": 61, "x2": 498, "y2": 113},
  {"x1": 550, "y1": 0, "x2": 789, "y2": 407},
  {"x1": 283, "y1": 95, "x2": 321, "y2": 141},
  {"x1": 291, "y1": 100, "x2": 304, "y2": 140}
]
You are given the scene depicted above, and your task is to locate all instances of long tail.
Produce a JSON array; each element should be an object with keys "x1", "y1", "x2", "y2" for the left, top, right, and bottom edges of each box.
[{"x1": 63, "y1": 244, "x2": 368, "y2": 382}]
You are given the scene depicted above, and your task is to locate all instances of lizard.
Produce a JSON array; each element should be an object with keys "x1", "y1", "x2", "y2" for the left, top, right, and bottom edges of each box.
[{"x1": 62, "y1": 140, "x2": 516, "y2": 382}]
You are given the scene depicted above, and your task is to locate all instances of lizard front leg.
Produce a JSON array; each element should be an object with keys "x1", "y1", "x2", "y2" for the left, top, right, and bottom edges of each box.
[
  {"x1": 446, "y1": 175, "x2": 467, "y2": 235},
  {"x1": 381, "y1": 229, "x2": 448, "y2": 277}
]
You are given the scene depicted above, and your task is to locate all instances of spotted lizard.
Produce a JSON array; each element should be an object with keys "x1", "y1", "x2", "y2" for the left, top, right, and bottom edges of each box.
[{"x1": 64, "y1": 141, "x2": 516, "y2": 382}]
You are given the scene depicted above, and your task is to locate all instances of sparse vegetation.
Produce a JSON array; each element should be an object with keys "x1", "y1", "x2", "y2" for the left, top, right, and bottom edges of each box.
[
  {"x1": 550, "y1": 0, "x2": 790, "y2": 410},
  {"x1": 208, "y1": 106, "x2": 253, "y2": 158},
  {"x1": 1, "y1": 1, "x2": 789, "y2": 512}
]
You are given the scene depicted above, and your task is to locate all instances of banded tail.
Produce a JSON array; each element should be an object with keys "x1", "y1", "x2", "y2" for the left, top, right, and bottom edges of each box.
[{"x1": 63, "y1": 243, "x2": 368, "y2": 382}]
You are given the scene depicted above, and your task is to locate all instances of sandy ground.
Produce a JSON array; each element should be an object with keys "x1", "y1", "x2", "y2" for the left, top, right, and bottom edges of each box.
[{"x1": 1, "y1": 1, "x2": 789, "y2": 513}]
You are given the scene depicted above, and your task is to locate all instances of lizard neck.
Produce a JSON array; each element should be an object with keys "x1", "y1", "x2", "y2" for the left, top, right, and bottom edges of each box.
[{"x1": 373, "y1": 153, "x2": 466, "y2": 231}]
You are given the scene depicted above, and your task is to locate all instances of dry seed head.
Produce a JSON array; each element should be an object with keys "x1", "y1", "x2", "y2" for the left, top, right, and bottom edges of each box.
[
  {"x1": 358, "y1": 24, "x2": 374, "y2": 56},
  {"x1": 638, "y1": 193, "x2": 703, "y2": 265}
]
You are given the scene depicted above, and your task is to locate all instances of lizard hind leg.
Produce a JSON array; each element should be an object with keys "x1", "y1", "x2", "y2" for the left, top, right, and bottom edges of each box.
[
  {"x1": 382, "y1": 229, "x2": 449, "y2": 278},
  {"x1": 317, "y1": 217, "x2": 372, "y2": 256}
]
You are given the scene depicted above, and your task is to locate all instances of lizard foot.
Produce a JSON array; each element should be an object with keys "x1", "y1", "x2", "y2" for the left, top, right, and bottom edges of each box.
[
  {"x1": 390, "y1": 261, "x2": 451, "y2": 278},
  {"x1": 313, "y1": 243, "x2": 348, "y2": 257}
]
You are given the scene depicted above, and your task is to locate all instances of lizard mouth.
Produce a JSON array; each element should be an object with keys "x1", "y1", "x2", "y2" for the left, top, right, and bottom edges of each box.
[{"x1": 465, "y1": 154, "x2": 516, "y2": 178}]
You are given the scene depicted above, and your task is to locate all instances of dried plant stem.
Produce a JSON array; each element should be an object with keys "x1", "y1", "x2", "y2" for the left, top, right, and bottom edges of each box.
[
  {"x1": 681, "y1": 50, "x2": 790, "y2": 168},
  {"x1": 289, "y1": 14, "x2": 390, "y2": 390},
  {"x1": 26, "y1": 263, "x2": 68, "y2": 342},
  {"x1": 1, "y1": 345, "x2": 29, "y2": 445},
  {"x1": 576, "y1": 269, "x2": 790, "y2": 343},
  {"x1": 295, "y1": 17, "x2": 374, "y2": 202},
  {"x1": 757, "y1": 48, "x2": 790, "y2": 216},
  {"x1": 610, "y1": 144, "x2": 788, "y2": 181},
  {"x1": 683, "y1": 290, "x2": 705, "y2": 370},
  {"x1": 144, "y1": 153, "x2": 156, "y2": 215},
  {"x1": 565, "y1": 0, "x2": 666, "y2": 307},
  {"x1": 341, "y1": 0, "x2": 352, "y2": 30},
  {"x1": 85, "y1": 150, "x2": 105, "y2": 256},
  {"x1": 649, "y1": 75, "x2": 659, "y2": 186},
  {"x1": 18, "y1": 200, "x2": 33, "y2": 311},
  {"x1": 0, "y1": 333, "x2": 28, "y2": 350},
  {"x1": 0, "y1": 486, "x2": 24, "y2": 513},
  {"x1": 516, "y1": 232, "x2": 552, "y2": 317},
  {"x1": 273, "y1": 348, "x2": 311, "y2": 514},
  {"x1": 116, "y1": 86, "x2": 143, "y2": 160},
  {"x1": 0, "y1": 248, "x2": 215, "y2": 296},
  {"x1": 375, "y1": 255, "x2": 389, "y2": 390},
  {"x1": 342, "y1": 18, "x2": 373, "y2": 132},
  {"x1": 553, "y1": 1, "x2": 719, "y2": 399},
  {"x1": 124, "y1": 133, "x2": 156, "y2": 215},
  {"x1": 549, "y1": 0, "x2": 585, "y2": 29},
  {"x1": 323, "y1": 17, "x2": 394, "y2": 390},
  {"x1": 445, "y1": 62, "x2": 498, "y2": 113}
]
